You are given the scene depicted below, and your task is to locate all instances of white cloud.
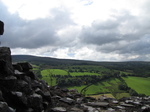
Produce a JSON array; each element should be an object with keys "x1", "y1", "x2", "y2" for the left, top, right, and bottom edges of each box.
[{"x1": 1, "y1": 0, "x2": 150, "y2": 61}]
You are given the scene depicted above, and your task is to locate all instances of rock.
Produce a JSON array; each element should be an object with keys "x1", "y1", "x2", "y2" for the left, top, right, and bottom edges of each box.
[
  {"x1": 31, "y1": 80, "x2": 43, "y2": 90},
  {"x1": 13, "y1": 63, "x2": 23, "y2": 72},
  {"x1": 69, "y1": 107, "x2": 84, "y2": 112},
  {"x1": 0, "y1": 102, "x2": 15, "y2": 112},
  {"x1": 0, "y1": 76, "x2": 17, "y2": 90},
  {"x1": 142, "y1": 107, "x2": 150, "y2": 112},
  {"x1": 115, "y1": 105, "x2": 125, "y2": 109},
  {"x1": 61, "y1": 88, "x2": 69, "y2": 93},
  {"x1": 59, "y1": 97, "x2": 75, "y2": 105},
  {"x1": 10, "y1": 91, "x2": 28, "y2": 110},
  {"x1": 86, "y1": 101, "x2": 109, "y2": 107},
  {"x1": 28, "y1": 93, "x2": 43, "y2": 112},
  {"x1": 120, "y1": 103, "x2": 134, "y2": 107},
  {"x1": 16, "y1": 80, "x2": 32, "y2": 94},
  {"x1": 81, "y1": 104, "x2": 100, "y2": 112},
  {"x1": 76, "y1": 97, "x2": 85, "y2": 104},
  {"x1": 51, "y1": 107, "x2": 67, "y2": 112},
  {"x1": 17, "y1": 62, "x2": 32, "y2": 72},
  {"x1": 0, "y1": 91, "x2": 4, "y2": 101},
  {"x1": 26, "y1": 71, "x2": 37, "y2": 80},
  {"x1": 0, "y1": 20, "x2": 4, "y2": 35},
  {"x1": 107, "y1": 108, "x2": 115, "y2": 112},
  {"x1": 14, "y1": 70, "x2": 24, "y2": 75},
  {"x1": 35, "y1": 88, "x2": 51, "y2": 102},
  {"x1": 0, "y1": 47, "x2": 14, "y2": 76},
  {"x1": 111, "y1": 100, "x2": 119, "y2": 104}
]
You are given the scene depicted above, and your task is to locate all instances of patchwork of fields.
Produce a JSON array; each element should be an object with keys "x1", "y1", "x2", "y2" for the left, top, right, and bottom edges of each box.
[
  {"x1": 13, "y1": 55, "x2": 150, "y2": 99},
  {"x1": 39, "y1": 67, "x2": 150, "y2": 98}
]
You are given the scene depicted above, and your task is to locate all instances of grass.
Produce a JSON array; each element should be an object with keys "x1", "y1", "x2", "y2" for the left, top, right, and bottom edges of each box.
[
  {"x1": 42, "y1": 77, "x2": 56, "y2": 86},
  {"x1": 123, "y1": 76, "x2": 150, "y2": 95},
  {"x1": 115, "y1": 93, "x2": 130, "y2": 99},
  {"x1": 41, "y1": 69, "x2": 68, "y2": 86},
  {"x1": 32, "y1": 64, "x2": 40, "y2": 70},
  {"x1": 68, "y1": 78, "x2": 124, "y2": 96},
  {"x1": 68, "y1": 78, "x2": 130, "y2": 99},
  {"x1": 41, "y1": 69, "x2": 68, "y2": 76},
  {"x1": 40, "y1": 67, "x2": 150, "y2": 97},
  {"x1": 89, "y1": 94, "x2": 115, "y2": 99}
]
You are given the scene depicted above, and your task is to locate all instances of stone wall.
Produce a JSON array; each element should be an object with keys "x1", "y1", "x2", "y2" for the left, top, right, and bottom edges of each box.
[{"x1": 0, "y1": 47, "x2": 51, "y2": 112}]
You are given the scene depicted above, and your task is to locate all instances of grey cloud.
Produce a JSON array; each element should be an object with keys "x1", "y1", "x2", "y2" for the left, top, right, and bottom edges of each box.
[
  {"x1": 0, "y1": 1, "x2": 75, "y2": 49},
  {"x1": 79, "y1": 10, "x2": 150, "y2": 58},
  {"x1": 79, "y1": 19, "x2": 121, "y2": 45}
]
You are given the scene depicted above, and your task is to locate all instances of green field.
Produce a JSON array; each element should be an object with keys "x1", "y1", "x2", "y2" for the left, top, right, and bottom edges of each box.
[
  {"x1": 123, "y1": 76, "x2": 150, "y2": 95},
  {"x1": 41, "y1": 69, "x2": 68, "y2": 76},
  {"x1": 40, "y1": 68, "x2": 150, "y2": 98},
  {"x1": 68, "y1": 78, "x2": 126, "y2": 98},
  {"x1": 41, "y1": 69, "x2": 68, "y2": 85}
]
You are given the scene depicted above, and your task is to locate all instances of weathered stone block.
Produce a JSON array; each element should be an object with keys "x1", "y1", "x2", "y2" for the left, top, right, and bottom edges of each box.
[{"x1": 0, "y1": 47, "x2": 14, "y2": 76}]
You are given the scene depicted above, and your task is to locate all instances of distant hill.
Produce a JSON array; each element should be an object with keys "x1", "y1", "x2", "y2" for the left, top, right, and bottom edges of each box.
[
  {"x1": 12, "y1": 55, "x2": 100, "y2": 66},
  {"x1": 12, "y1": 55, "x2": 150, "y2": 65},
  {"x1": 12, "y1": 55, "x2": 150, "y2": 73}
]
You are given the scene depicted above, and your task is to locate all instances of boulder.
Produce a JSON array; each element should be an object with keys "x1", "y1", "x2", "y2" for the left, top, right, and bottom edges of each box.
[
  {"x1": 0, "y1": 102, "x2": 15, "y2": 112},
  {"x1": 28, "y1": 93, "x2": 43, "y2": 112},
  {"x1": 59, "y1": 97, "x2": 75, "y2": 105},
  {"x1": 0, "y1": 47, "x2": 14, "y2": 76},
  {"x1": 86, "y1": 101, "x2": 109, "y2": 107},
  {"x1": 17, "y1": 62, "x2": 32, "y2": 72},
  {"x1": 16, "y1": 80, "x2": 32, "y2": 95},
  {"x1": 51, "y1": 107, "x2": 67, "y2": 112},
  {"x1": 0, "y1": 20, "x2": 4, "y2": 35},
  {"x1": 10, "y1": 91, "x2": 28, "y2": 109},
  {"x1": 0, "y1": 91, "x2": 4, "y2": 101}
]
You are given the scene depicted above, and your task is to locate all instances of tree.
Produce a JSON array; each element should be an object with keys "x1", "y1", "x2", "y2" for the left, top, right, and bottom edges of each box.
[
  {"x1": 129, "y1": 89, "x2": 138, "y2": 96},
  {"x1": 47, "y1": 69, "x2": 54, "y2": 86}
]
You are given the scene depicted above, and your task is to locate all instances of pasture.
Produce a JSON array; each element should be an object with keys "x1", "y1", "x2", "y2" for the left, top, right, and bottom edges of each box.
[{"x1": 123, "y1": 76, "x2": 150, "y2": 95}]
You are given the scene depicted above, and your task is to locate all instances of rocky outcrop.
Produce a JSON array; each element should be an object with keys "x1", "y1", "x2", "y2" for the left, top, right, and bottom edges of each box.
[
  {"x1": 0, "y1": 20, "x2": 4, "y2": 35},
  {"x1": 0, "y1": 47, "x2": 51, "y2": 112},
  {"x1": 0, "y1": 47, "x2": 150, "y2": 112}
]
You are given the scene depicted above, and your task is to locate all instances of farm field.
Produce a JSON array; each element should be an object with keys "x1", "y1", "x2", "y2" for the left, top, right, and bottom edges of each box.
[
  {"x1": 68, "y1": 78, "x2": 127, "y2": 99},
  {"x1": 41, "y1": 69, "x2": 68, "y2": 76},
  {"x1": 123, "y1": 76, "x2": 150, "y2": 95},
  {"x1": 41, "y1": 69, "x2": 68, "y2": 86},
  {"x1": 39, "y1": 67, "x2": 150, "y2": 98}
]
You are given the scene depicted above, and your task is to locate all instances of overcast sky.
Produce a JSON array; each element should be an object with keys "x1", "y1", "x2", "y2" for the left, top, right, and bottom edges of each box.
[{"x1": 0, "y1": 0, "x2": 150, "y2": 61}]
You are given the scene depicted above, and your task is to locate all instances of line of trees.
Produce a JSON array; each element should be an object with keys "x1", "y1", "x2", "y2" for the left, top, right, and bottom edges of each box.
[{"x1": 54, "y1": 71, "x2": 121, "y2": 87}]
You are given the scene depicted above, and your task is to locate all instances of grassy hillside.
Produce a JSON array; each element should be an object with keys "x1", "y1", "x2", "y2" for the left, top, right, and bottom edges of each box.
[
  {"x1": 68, "y1": 78, "x2": 130, "y2": 99},
  {"x1": 40, "y1": 67, "x2": 150, "y2": 98},
  {"x1": 123, "y1": 76, "x2": 150, "y2": 95},
  {"x1": 13, "y1": 55, "x2": 150, "y2": 98}
]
